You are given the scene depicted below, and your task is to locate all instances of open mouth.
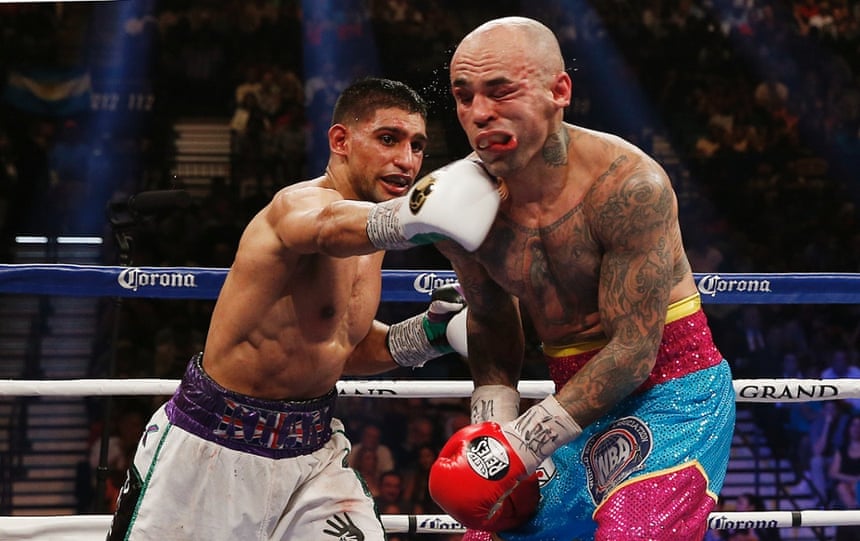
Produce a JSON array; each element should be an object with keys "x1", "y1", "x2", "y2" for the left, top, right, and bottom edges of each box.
[
  {"x1": 476, "y1": 132, "x2": 516, "y2": 152},
  {"x1": 380, "y1": 175, "x2": 411, "y2": 195}
]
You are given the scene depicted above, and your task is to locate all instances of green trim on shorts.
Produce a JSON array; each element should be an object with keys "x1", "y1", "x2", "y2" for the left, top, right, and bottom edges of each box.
[
  {"x1": 124, "y1": 421, "x2": 173, "y2": 541},
  {"x1": 335, "y1": 427, "x2": 350, "y2": 468}
]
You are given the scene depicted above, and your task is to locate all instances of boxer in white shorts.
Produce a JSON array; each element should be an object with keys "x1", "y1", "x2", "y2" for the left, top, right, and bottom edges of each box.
[{"x1": 103, "y1": 76, "x2": 497, "y2": 541}]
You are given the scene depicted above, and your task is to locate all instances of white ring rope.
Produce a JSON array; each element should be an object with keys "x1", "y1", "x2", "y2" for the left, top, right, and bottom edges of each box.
[
  {"x1": 0, "y1": 377, "x2": 854, "y2": 402},
  {"x1": 0, "y1": 379, "x2": 554, "y2": 398},
  {"x1": 1, "y1": 510, "x2": 860, "y2": 539}
]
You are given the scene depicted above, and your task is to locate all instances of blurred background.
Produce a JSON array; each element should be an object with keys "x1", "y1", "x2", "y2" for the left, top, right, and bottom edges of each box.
[{"x1": 0, "y1": 1, "x2": 859, "y2": 539}]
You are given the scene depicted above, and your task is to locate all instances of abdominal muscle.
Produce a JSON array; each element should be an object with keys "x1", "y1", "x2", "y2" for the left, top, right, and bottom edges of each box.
[
  {"x1": 202, "y1": 253, "x2": 383, "y2": 401},
  {"x1": 204, "y1": 336, "x2": 352, "y2": 401}
]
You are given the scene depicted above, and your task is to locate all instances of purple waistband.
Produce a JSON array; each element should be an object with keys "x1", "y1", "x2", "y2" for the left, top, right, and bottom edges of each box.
[{"x1": 166, "y1": 354, "x2": 335, "y2": 459}]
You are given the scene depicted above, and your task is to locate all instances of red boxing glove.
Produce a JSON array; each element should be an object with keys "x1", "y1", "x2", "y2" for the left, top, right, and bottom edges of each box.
[{"x1": 428, "y1": 422, "x2": 540, "y2": 532}]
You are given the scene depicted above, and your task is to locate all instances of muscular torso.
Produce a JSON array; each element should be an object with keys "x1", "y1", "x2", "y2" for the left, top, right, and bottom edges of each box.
[
  {"x1": 476, "y1": 202, "x2": 604, "y2": 343},
  {"x1": 454, "y1": 125, "x2": 696, "y2": 347},
  {"x1": 202, "y1": 200, "x2": 384, "y2": 401}
]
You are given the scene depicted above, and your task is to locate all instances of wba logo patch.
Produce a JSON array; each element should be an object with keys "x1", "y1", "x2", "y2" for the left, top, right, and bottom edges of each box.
[{"x1": 582, "y1": 416, "x2": 652, "y2": 503}]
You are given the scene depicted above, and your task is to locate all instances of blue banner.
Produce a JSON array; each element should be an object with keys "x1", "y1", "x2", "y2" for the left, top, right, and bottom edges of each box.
[{"x1": 0, "y1": 265, "x2": 858, "y2": 304}]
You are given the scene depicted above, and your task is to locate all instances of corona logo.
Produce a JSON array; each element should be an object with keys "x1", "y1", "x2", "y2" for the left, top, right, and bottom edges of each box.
[
  {"x1": 413, "y1": 272, "x2": 458, "y2": 295},
  {"x1": 118, "y1": 267, "x2": 197, "y2": 292},
  {"x1": 697, "y1": 274, "x2": 773, "y2": 297},
  {"x1": 418, "y1": 516, "x2": 463, "y2": 530}
]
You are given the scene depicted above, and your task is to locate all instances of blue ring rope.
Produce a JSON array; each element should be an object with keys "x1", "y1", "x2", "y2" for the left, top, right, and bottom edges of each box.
[{"x1": 0, "y1": 264, "x2": 857, "y2": 303}]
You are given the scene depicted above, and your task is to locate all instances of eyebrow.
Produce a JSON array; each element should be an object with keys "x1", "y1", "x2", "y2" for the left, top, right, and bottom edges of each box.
[
  {"x1": 373, "y1": 126, "x2": 428, "y2": 143},
  {"x1": 452, "y1": 75, "x2": 515, "y2": 89}
]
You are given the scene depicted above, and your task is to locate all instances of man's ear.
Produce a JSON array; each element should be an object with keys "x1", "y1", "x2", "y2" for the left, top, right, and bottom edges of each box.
[
  {"x1": 329, "y1": 123, "x2": 349, "y2": 156},
  {"x1": 552, "y1": 72, "x2": 572, "y2": 108}
]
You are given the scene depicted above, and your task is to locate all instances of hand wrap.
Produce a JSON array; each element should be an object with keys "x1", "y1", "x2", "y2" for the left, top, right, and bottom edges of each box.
[
  {"x1": 471, "y1": 385, "x2": 521, "y2": 424},
  {"x1": 387, "y1": 283, "x2": 466, "y2": 368}
]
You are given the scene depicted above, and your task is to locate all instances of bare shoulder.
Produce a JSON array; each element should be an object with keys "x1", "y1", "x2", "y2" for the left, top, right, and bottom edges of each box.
[
  {"x1": 569, "y1": 125, "x2": 676, "y2": 243},
  {"x1": 276, "y1": 176, "x2": 342, "y2": 201},
  {"x1": 571, "y1": 124, "x2": 667, "y2": 175},
  {"x1": 269, "y1": 177, "x2": 343, "y2": 214},
  {"x1": 569, "y1": 125, "x2": 670, "y2": 197}
]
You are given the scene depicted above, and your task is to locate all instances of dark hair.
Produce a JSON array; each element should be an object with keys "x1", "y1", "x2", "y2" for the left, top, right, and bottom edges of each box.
[
  {"x1": 379, "y1": 470, "x2": 403, "y2": 481},
  {"x1": 332, "y1": 77, "x2": 427, "y2": 126},
  {"x1": 740, "y1": 492, "x2": 767, "y2": 510}
]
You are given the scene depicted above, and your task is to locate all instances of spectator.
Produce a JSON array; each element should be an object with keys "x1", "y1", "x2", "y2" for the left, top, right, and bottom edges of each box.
[
  {"x1": 277, "y1": 68, "x2": 304, "y2": 111},
  {"x1": 352, "y1": 444, "x2": 383, "y2": 498},
  {"x1": 269, "y1": 109, "x2": 307, "y2": 186},
  {"x1": 728, "y1": 305, "x2": 775, "y2": 379},
  {"x1": 374, "y1": 470, "x2": 411, "y2": 515},
  {"x1": 255, "y1": 68, "x2": 283, "y2": 120},
  {"x1": 402, "y1": 444, "x2": 442, "y2": 515},
  {"x1": 441, "y1": 406, "x2": 471, "y2": 440},
  {"x1": 779, "y1": 352, "x2": 821, "y2": 476},
  {"x1": 230, "y1": 90, "x2": 270, "y2": 179},
  {"x1": 348, "y1": 421, "x2": 396, "y2": 473},
  {"x1": 234, "y1": 65, "x2": 262, "y2": 106},
  {"x1": 801, "y1": 399, "x2": 852, "y2": 504},
  {"x1": 830, "y1": 414, "x2": 860, "y2": 506},
  {"x1": 822, "y1": 349, "x2": 860, "y2": 412},
  {"x1": 685, "y1": 224, "x2": 725, "y2": 273},
  {"x1": 152, "y1": 314, "x2": 205, "y2": 380},
  {"x1": 390, "y1": 414, "x2": 436, "y2": 471},
  {"x1": 830, "y1": 414, "x2": 860, "y2": 540},
  {"x1": 753, "y1": 72, "x2": 790, "y2": 112},
  {"x1": 725, "y1": 493, "x2": 782, "y2": 541}
]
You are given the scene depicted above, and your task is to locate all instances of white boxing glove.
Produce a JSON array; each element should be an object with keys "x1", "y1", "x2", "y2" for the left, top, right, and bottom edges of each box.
[
  {"x1": 446, "y1": 306, "x2": 468, "y2": 358},
  {"x1": 366, "y1": 159, "x2": 500, "y2": 252}
]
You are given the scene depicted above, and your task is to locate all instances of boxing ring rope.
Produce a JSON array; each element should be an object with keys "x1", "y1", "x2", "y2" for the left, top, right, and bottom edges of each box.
[
  {"x1": 0, "y1": 377, "x2": 855, "y2": 402},
  {"x1": 4, "y1": 510, "x2": 860, "y2": 539},
  {"x1": 1, "y1": 264, "x2": 859, "y2": 538}
]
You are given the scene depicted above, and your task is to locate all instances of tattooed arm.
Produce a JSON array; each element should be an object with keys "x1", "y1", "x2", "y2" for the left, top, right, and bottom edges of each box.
[
  {"x1": 437, "y1": 241, "x2": 525, "y2": 390},
  {"x1": 555, "y1": 161, "x2": 677, "y2": 428}
]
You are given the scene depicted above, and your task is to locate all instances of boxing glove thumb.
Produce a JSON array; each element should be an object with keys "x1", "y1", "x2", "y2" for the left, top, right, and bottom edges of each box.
[
  {"x1": 428, "y1": 423, "x2": 539, "y2": 532},
  {"x1": 387, "y1": 283, "x2": 466, "y2": 367},
  {"x1": 445, "y1": 306, "x2": 468, "y2": 357}
]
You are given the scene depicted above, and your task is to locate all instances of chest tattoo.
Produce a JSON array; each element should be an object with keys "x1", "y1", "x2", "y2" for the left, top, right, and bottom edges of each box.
[{"x1": 490, "y1": 204, "x2": 589, "y2": 325}]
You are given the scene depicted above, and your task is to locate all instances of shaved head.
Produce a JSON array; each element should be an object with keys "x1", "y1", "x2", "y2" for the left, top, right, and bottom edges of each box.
[
  {"x1": 455, "y1": 17, "x2": 565, "y2": 79},
  {"x1": 448, "y1": 16, "x2": 572, "y2": 178}
]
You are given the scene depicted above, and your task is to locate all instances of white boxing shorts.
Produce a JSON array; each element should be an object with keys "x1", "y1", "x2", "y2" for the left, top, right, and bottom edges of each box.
[{"x1": 106, "y1": 354, "x2": 384, "y2": 541}]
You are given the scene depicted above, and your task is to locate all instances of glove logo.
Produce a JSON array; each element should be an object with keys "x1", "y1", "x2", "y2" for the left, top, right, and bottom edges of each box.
[
  {"x1": 408, "y1": 176, "x2": 435, "y2": 214},
  {"x1": 466, "y1": 436, "x2": 510, "y2": 480}
]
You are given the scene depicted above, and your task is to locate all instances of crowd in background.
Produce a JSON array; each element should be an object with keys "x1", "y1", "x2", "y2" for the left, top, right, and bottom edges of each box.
[{"x1": 1, "y1": 0, "x2": 860, "y2": 535}]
